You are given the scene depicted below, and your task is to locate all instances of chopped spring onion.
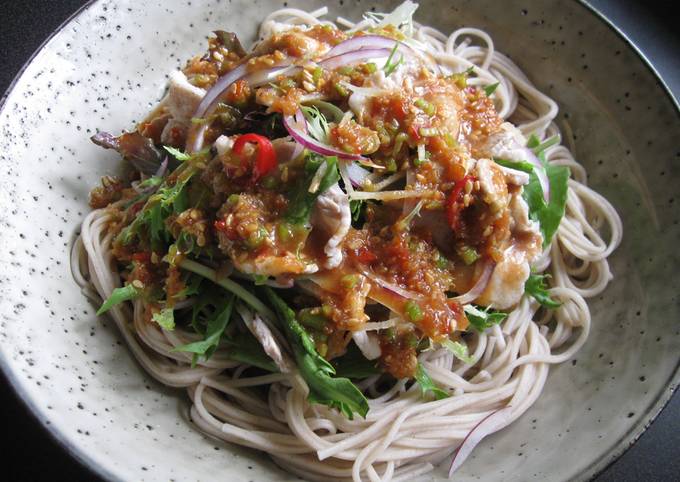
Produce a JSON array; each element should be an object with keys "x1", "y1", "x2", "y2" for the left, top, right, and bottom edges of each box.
[
  {"x1": 418, "y1": 127, "x2": 438, "y2": 137},
  {"x1": 459, "y1": 246, "x2": 480, "y2": 265},
  {"x1": 414, "y1": 98, "x2": 436, "y2": 116},
  {"x1": 404, "y1": 300, "x2": 423, "y2": 322}
]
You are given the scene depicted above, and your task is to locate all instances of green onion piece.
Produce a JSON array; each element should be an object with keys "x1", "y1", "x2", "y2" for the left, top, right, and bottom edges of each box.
[
  {"x1": 364, "y1": 62, "x2": 377, "y2": 73},
  {"x1": 298, "y1": 308, "x2": 329, "y2": 331},
  {"x1": 261, "y1": 175, "x2": 279, "y2": 190},
  {"x1": 413, "y1": 153, "x2": 429, "y2": 167},
  {"x1": 532, "y1": 134, "x2": 560, "y2": 154},
  {"x1": 414, "y1": 98, "x2": 436, "y2": 116},
  {"x1": 418, "y1": 127, "x2": 438, "y2": 137},
  {"x1": 459, "y1": 246, "x2": 480, "y2": 265},
  {"x1": 341, "y1": 274, "x2": 360, "y2": 289},
  {"x1": 312, "y1": 66, "x2": 323, "y2": 85},
  {"x1": 435, "y1": 251, "x2": 449, "y2": 269},
  {"x1": 334, "y1": 82, "x2": 349, "y2": 97},
  {"x1": 404, "y1": 300, "x2": 423, "y2": 322},
  {"x1": 392, "y1": 132, "x2": 409, "y2": 156},
  {"x1": 338, "y1": 66, "x2": 355, "y2": 76},
  {"x1": 276, "y1": 222, "x2": 293, "y2": 242}
]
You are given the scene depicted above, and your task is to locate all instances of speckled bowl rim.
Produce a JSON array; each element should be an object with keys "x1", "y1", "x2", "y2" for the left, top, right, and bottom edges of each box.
[{"x1": 0, "y1": 1, "x2": 677, "y2": 481}]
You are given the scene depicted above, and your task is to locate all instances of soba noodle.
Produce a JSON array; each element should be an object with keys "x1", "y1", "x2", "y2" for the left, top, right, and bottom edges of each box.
[{"x1": 71, "y1": 5, "x2": 622, "y2": 481}]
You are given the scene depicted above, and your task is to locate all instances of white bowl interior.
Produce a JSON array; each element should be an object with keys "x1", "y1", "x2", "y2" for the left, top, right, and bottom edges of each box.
[{"x1": 0, "y1": 1, "x2": 678, "y2": 481}]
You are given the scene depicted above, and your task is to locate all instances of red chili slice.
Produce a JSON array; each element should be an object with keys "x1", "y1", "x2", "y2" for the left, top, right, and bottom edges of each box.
[
  {"x1": 231, "y1": 133, "x2": 277, "y2": 182},
  {"x1": 355, "y1": 246, "x2": 377, "y2": 264},
  {"x1": 131, "y1": 252, "x2": 151, "y2": 263},
  {"x1": 446, "y1": 175, "x2": 476, "y2": 232}
]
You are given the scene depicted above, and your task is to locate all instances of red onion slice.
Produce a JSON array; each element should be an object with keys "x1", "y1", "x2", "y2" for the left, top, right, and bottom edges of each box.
[
  {"x1": 362, "y1": 269, "x2": 421, "y2": 300},
  {"x1": 451, "y1": 260, "x2": 495, "y2": 305},
  {"x1": 523, "y1": 147, "x2": 550, "y2": 203},
  {"x1": 344, "y1": 161, "x2": 370, "y2": 187},
  {"x1": 194, "y1": 64, "x2": 248, "y2": 119},
  {"x1": 283, "y1": 111, "x2": 365, "y2": 160},
  {"x1": 320, "y1": 48, "x2": 392, "y2": 70},
  {"x1": 325, "y1": 34, "x2": 417, "y2": 59},
  {"x1": 187, "y1": 64, "x2": 296, "y2": 153},
  {"x1": 294, "y1": 109, "x2": 307, "y2": 132},
  {"x1": 154, "y1": 157, "x2": 169, "y2": 178},
  {"x1": 449, "y1": 407, "x2": 513, "y2": 476}
]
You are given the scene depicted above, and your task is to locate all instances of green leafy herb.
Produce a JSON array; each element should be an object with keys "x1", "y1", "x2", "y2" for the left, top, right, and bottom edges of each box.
[
  {"x1": 174, "y1": 294, "x2": 235, "y2": 365},
  {"x1": 222, "y1": 331, "x2": 279, "y2": 372},
  {"x1": 300, "y1": 105, "x2": 331, "y2": 144},
  {"x1": 441, "y1": 339, "x2": 474, "y2": 364},
  {"x1": 527, "y1": 135, "x2": 560, "y2": 155},
  {"x1": 383, "y1": 42, "x2": 404, "y2": 76},
  {"x1": 97, "y1": 283, "x2": 143, "y2": 315},
  {"x1": 298, "y1": 308, "x2": 329, "y2": 331},
  {"x1": 152, "y1": 307, "x2": 175, "y2": 330},
  {"x1": 175, "y1": 275, "x2": 202, "y2": 300},
  {"x1": 265, "y1": 287, "x2": 369, "y2": 419},
  {"x1": 333, "y1": 342, "x2": 381, "y2": 379},
  {"x1": 494, "y1": 157, "x2": 570, "y2": 246},
  {"x1": 350, "y1": 199, "x2": 365, "y2": 224},
  {"x1": 414, "y1": 363, "x2": 450, "y2": 400},
  {"x1": 526, "y1": 134, "x2": 540, "y2": 149},
  {"x1": 483, "y1": 82, "x2": 500, "y2": 96},
  {"x1": 525, "y1": 273, "x2": 562, "y2": 309},
  {"x1": 137, "y1": 176, "x2": 163, "y2": 189},
  {"x1": 178, "y1": 258, "x2": 276, "y2": 322},
  {"x1": 117, "y1": 164, "x2": 199, "y2": 247},
  {"x1": 463, "y1": 304, "x2": 507, "y2": 332},
  {"x1": 285, "y1": 153, "x2": 341, "y2": 225},
  {"x1": 404, "y1": 300, "x2": 423, "y2": 322},
  {"x1": 163, "y1": 145, "x2": 192, "y2": 161}
]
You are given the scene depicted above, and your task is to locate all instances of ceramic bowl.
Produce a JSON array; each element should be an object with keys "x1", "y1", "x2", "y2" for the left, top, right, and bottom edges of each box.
[{"x1": 1, "y1": 0, "x2": 678, "y2": 480}]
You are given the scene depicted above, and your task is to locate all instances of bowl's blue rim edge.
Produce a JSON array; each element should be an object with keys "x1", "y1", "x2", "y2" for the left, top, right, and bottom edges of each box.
[{"x1": 0, "y1": 1, "x2": 678, "y2": 481}]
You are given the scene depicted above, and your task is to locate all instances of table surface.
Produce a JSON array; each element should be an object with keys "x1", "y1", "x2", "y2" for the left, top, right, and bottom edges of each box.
[{"x1": 1, "y1": 0, "x2": 678, "y2": 480}]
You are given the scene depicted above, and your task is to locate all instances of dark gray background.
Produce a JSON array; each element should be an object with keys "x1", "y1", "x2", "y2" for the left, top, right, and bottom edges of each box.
[{"x1": 1, "y1": 0, "x2": 678, "y2": 480}]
